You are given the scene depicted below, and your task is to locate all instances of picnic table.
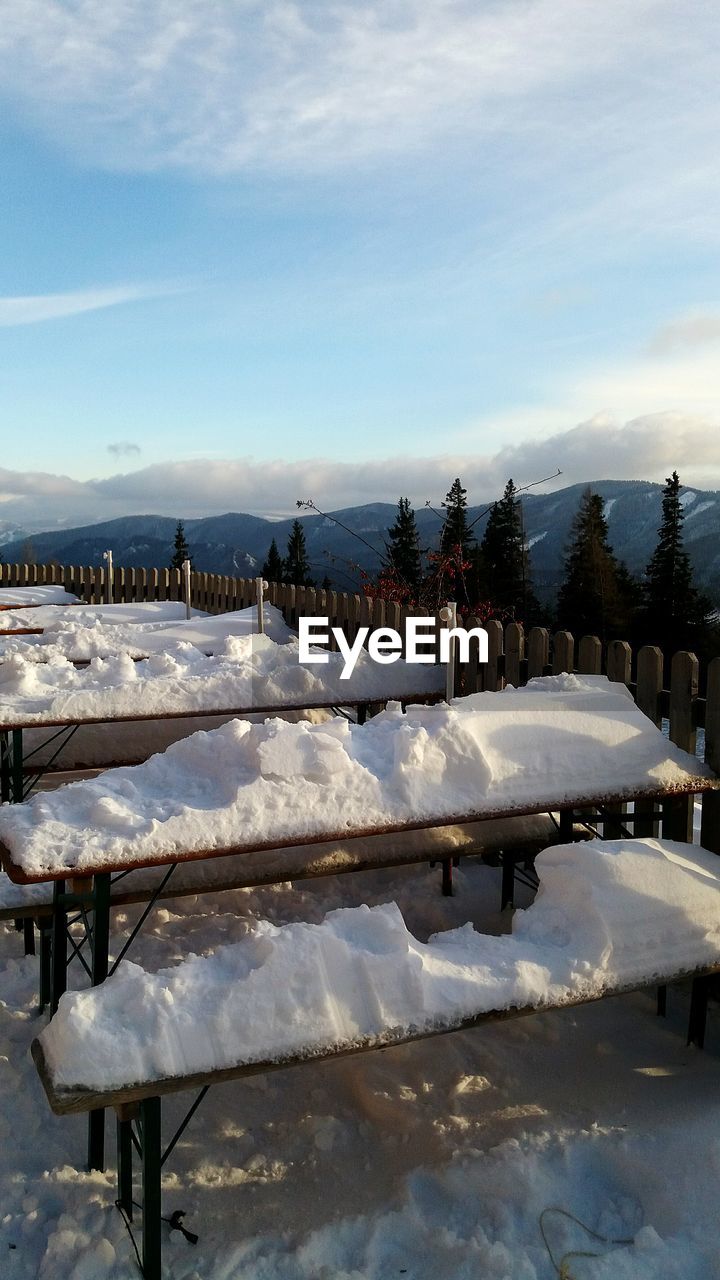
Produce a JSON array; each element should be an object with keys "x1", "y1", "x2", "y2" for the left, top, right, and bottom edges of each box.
[
  {"x1": 1, "y1": 675, "x2": 714, "y2": 983},
  {"x1": 1, "y1": 675, "x2": 716, "y2": 1177},
  {"x1": 0, "y1": 633, "x2": 444, "y2": 796},
  {"x1": 0, "y1": 603, "x2": 292, "y2": 655},
  {"x1": 0, "y1": 599, "x2": 199, "y2": 636}
]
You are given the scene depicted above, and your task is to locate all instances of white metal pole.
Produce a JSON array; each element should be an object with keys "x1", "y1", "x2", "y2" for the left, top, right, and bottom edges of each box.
[
  {"x1": 439, "y1": 601, "x2": 457, "y2": 702},
  {"x1": 256, "y1": 576, "x2": 267, "y2": 634},
  {"x1": 182, "y1": 558, "x2": 192, "y2": 620},
  {"x1": 103, "y1": 550, "x2": 113, "y2": 605}
]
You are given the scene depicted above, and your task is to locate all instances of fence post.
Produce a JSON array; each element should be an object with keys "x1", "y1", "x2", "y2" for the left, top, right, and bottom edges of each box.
[
  {"x1": 485, "y1": 620, "x2": 504, "y2": 691},
  {"x1": 460, "y1": 613, "x2": 484, "y2": 695},
  {"x1": 504, "y1": 622, "x2": 524, "y2": 687},
  {"x1": 635, "y1": 646, "x2": 664, "y2": 837},
  {"x1": 526, "y1": 627, "x2": 549, "y2": 680},
  {"x1": 606, "y1": 639, "x2": 631, "y2": 686},
  {"x1": 552, "y1": 631, "x2": 574, "y2": 675},
  {"x1": 664, "y1": 651, "x2": 698, "y2": 843},
  {"x1": 701, "y1": 657, "x2": 720, "y2": 853},
  {"x1": 577, "y1": 635, "x2": 602, "y2": 675}
]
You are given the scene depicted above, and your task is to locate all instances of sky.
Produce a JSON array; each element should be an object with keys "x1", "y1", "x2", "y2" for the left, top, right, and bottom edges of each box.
[{"x1": 1, "y1": 0, "x2": 720, "y2": 528}]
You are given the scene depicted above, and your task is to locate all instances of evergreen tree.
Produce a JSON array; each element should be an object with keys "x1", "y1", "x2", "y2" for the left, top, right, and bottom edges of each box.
[
  {"x1": 385, "y1": 497, "x2": 422, "y2": 594},
  {"x1": 480, "y1": 478, "x2": 534, "y2": 618},
  {"x1": 437, "y1": 477, "x2": 476, "y2": 607},
  {"x1": 171, "y1": 520, "x2": 192, "y2": 570},
  {"x1": 642, "y1": 472, "x2": 711, "y2": 650},
  {"x1": 262, "y1": 537, "x2": 284, "y2": 582},
  {"x1": 439, "y1": 478, "x2": 474, "y2": 557},
  {"x1": 556, "y1": 489, "x2": 634, "y2": 640},
  {"x1": 283, "y1": 519, "x2": 314, "y2": 586}
]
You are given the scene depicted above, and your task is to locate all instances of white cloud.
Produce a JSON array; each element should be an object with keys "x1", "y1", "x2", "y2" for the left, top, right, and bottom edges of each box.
[
  {"x1": 2, "y1": 415, "x2": 719, "y2": 533},
  {"x1": 0, "y1": 284, "x2": 173, "y2": 327},
  {"x1": 459, "y1": 329, "x2": 720, "y2": 448},
  {"x1": 647, "y1": 312, "x2": 720, "y2": 356},
  {"x1": 0, "y1": 0, "x2": 717, "y2": 215}
]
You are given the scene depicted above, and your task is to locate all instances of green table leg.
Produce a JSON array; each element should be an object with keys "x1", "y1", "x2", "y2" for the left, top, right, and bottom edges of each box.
[
  {"x1": 88, "y1": 873, "x2": 112, "y2": 1172},
  {"x1": 50, "y1": 880, "x2": 68, "y2": 1014},
  {"x1": 117, "y1": 1114, "x2": 134, "y2": 1218},
  {"x1": 141, "y1": 1097, "x2": 163, "y2": 1280},
  {"x1": 11, "y1": 728, "x2": 23, "y2": 802}
]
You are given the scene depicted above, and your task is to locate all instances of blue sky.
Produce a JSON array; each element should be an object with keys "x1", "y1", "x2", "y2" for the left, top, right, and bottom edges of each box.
[{"x1": 1, "y1": 1, "x2": 720, "y2": 526}]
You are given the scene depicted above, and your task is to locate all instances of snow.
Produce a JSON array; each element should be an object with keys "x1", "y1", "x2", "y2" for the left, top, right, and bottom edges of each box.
[
  {"x1": 684, "y1": 498, "x2": 716, "y2": 522},
  {"x1": 38, "y1": 837, "x2": 720, "y2": 1093},
  {"x1": 2, "y1": 660, "x2": 720, "y2": 1277},
  {"x1": 0, "y1": 600, "x2": 205, "y2": 633},
  {"x1": 0, "y1": 676, "x2": 711, "y2": 879},
  {"x1": 0, "y1": 631, "x2": 442, "y2": 734},
  {"x1": 0, "y1": 586, "x2": 78, "y2": 607},
  {"x1": 0, "y1": 813, "x2": 559, "y2": 911},
  {"x1": 0, "y1": 603, "x2": 293, "y2": 660},
  {"x1": 2, "y1": 846, "x2": 720, "y2": 1274}
]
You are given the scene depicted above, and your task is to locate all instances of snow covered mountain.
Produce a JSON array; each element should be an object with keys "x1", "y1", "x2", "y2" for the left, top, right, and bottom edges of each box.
[{"x1": 2, "y1": 480, "x2": 719, "y2": 604}]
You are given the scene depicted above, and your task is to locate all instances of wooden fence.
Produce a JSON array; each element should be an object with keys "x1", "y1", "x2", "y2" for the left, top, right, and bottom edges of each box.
[{"x1": 2, "y1": 562, "x2": 719, "y2": 852}]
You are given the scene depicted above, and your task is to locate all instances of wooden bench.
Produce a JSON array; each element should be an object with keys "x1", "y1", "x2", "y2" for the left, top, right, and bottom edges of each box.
[
  {"x1": 32, "y1": 960, "x2": 720, "y2": 1280},
  {"x1": 0, "y1": 811, "x2": 568, "y2": 994}
]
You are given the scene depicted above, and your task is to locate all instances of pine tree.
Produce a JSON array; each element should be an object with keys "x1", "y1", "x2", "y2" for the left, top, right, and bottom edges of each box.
[
  {"x1": 439, "y1": 478, "x2": 474, "y2": 557},
  {"x1": 556, "y1": 489, "x2": 633, "y2": 640},
  {"x1": 262, "y1": 538, "x2": 284, "y2": 582},
  {"x1": 436, "y1": 477, "x2": 476, "y2": 607},
  {"x1": 642, "y1": 472, "x2": 711, "y2": 650},
  {"x1": 283, "y1": 519, "x2": 313, "y2": 586},
  {"x1": 171, "y1": 520, "x2": 192, "y2": 570},
  {"x1": 385, "y1": 497, "x2": 422, "y2": 594},
  {"x1": 480, "y1": 479, "x2": 532, "y2": 618}
]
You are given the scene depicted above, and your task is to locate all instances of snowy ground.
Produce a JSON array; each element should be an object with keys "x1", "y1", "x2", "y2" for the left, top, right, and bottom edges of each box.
[{"x1": 2, "y1": 849, "x2": 720, "y2": 1278}]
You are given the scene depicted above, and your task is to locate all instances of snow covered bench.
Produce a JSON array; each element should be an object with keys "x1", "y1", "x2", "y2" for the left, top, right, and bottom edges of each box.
[
  {"x1": 0, "y1": 811, "x2": 566, "y2": 1001},
  {"x1": 31, "y1": 837, "x2": 720, "y2": 1280}
]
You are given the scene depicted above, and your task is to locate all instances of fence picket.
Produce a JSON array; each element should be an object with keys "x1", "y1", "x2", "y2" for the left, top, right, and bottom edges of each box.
[
  {"x1": 666, "y1": 651, "x2": 699, "y2": 843},
  {"x1": 527, "y1": 627, "x2": 549, "y2": 679},
  {"x1": 577, "y1": 635, "x2": 601, "y2": 675},
  {"x1": 552, "y1": 631, "x2": 574, "y2": 675},
  {"x1": 701, "y1": 657, "x2": 720, "y2": 853},
  {"x1": 635, "y1": 646, "x2": 664, "y2": 838}
]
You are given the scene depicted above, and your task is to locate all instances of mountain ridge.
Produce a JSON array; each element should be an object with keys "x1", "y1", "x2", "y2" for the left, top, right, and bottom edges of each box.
[{"x1": 4, "y1": 479, "x2": 719, "y2": 604}]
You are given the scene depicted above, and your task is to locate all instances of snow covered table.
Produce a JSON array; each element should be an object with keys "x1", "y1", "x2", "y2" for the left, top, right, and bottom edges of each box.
[
  {"x1": 31, "y1": 838, "x2": 720, "y2": 1280},
  {"x1": 0, "y1": 586, "x2": 79, "y2": 610},
  {"x1": 0, "y1": 674, "x2": 715, "y2": 1009},
  {"x1": 0, "y1": 599, "x2": 197, "y2": 634},
  {"x1": 0, "y1": 602, "x2": 292, "y2": 659},
  {"x1": 0, "y1": 630, "x2": 444, "y2": 792}
]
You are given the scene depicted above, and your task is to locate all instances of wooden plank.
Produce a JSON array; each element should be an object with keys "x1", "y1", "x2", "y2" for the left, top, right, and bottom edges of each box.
[
  {"x1": 32, "y1": 958, "x2": 720, "y2": 1115},
  {"x1": 635, "y1": 646, "x2": 664, "y2": 837},
  {"x1": 3, "y1": 776, "x2": 714, "y2": 885},
  {"x1": 701, "y1": 656, "x2": 720, "y2": 854},
  {"x1": 606, "y1": 639, "x2": 631, "y2": 686},
  {"x1": 460, "y1": 613, "x2": 483, "y2": 695},
  {"x1": 552, "y1": 631, "x2": 574, "y2": 675},
  {"x1": 0, "y1": 812, "x2": 562, "y2": 922},
  {"x1": 577, "y1": 635, "x2": 601, "y2": 675},
  {"x1": 604, "y1": 641, "x2": 633, "y2": 834},
  {"x1": 505, "y1": 622, "x2": 524, "y2": 688},
  {"x1": 526, "y1": 628, "x2": 549, "y2": 679},
  {"x1": 665, "y1": 650, "x2": 699, "y2": 843},
  {"x1": 485, "y1": 620, "x2": 504, "y2": 691}
]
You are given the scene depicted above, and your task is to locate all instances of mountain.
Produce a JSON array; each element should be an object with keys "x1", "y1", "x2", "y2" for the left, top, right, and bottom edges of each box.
[{"x1": 3, "y1": 480, "x2": 720, "y2": 604}]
